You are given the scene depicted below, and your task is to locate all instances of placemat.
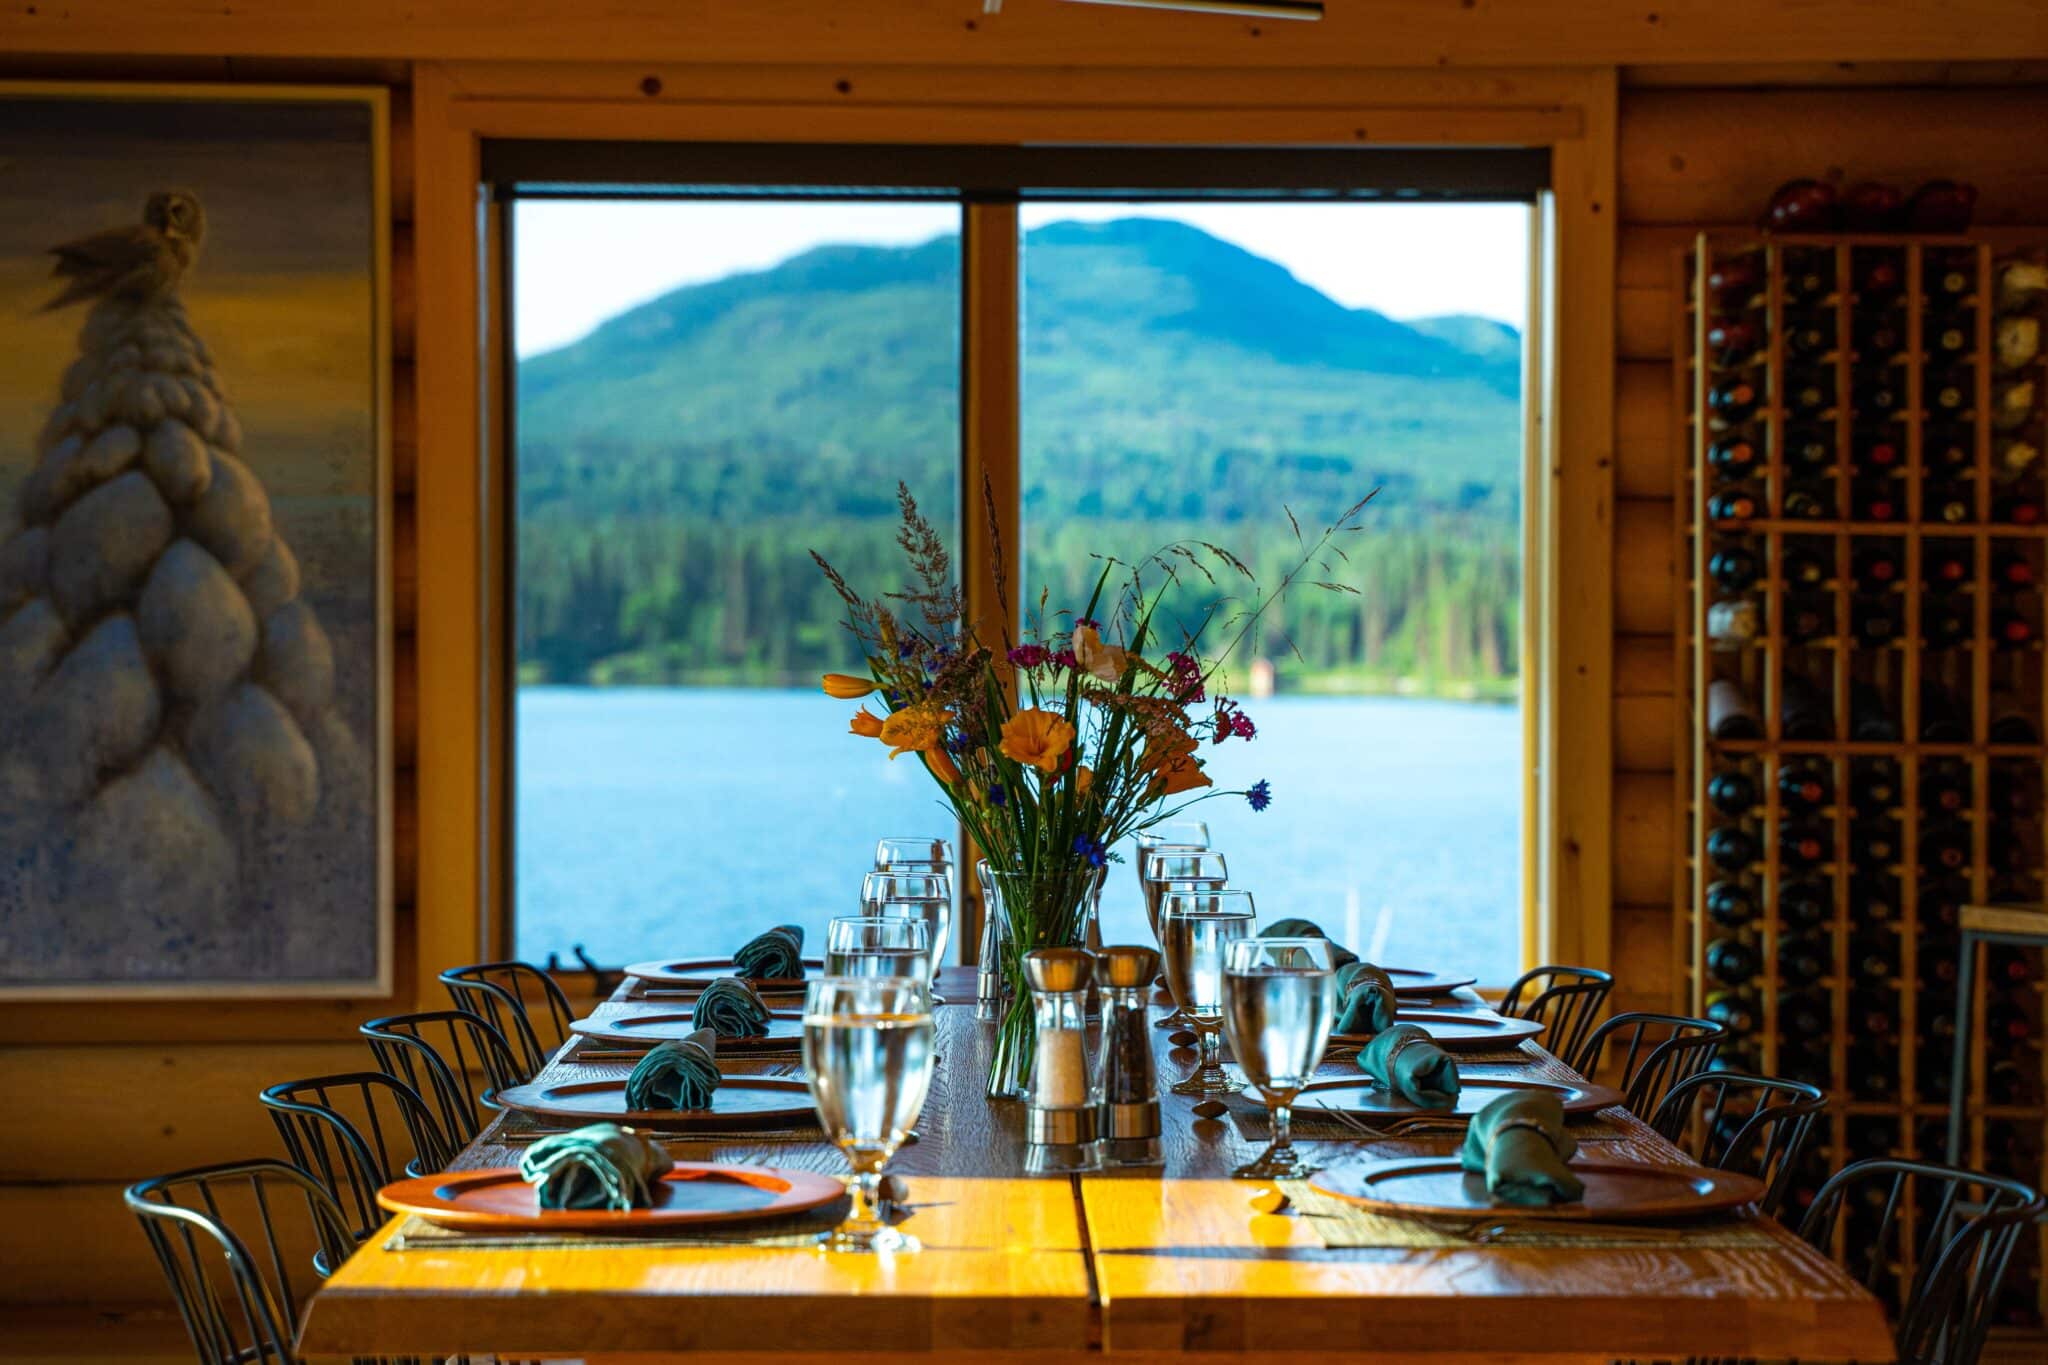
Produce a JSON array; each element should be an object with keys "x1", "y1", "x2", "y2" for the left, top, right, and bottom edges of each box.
[
  {"x1": 1275, "y1": 1180, "x2": 1782, "y2": 1250},
  {"x1": 1231, "y1": 1105, "x2": 1636, "y2": 1143},
  {"x1": 1325, "y1": 1045, "x2": 1538, "y2": 1067},
  {"x1": 381, "y1": 1198, "x2": 853, "y2": 1251}
]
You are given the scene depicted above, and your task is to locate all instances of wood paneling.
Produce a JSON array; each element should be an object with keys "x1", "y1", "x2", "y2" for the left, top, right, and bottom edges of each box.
[
  {"x1": 1615, "y1": 692, "x2": 1676, "y2": 773},
  {"x1": 1615, "y1": 633, "x2": 1676, "y2": 697},
  {"x1": 1614, "y1": 497, "x2": 1677, "y2": 635},
  {"x1": 1612, "y1": 902, "x2": 1678, "y2": 1011},
  {"x1": 1616, "y1": 358, "x2": 1677, "y2": 497},
  {"x1": 1614, "y1": 769, "x2": 1677, "y2": 908}
]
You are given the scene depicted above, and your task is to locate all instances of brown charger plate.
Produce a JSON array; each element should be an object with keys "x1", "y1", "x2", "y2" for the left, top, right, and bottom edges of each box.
[
  {"x1": 570, "y1": 1008, "x2": 804, "y2": 1050},
  {"x1": 1332, "y1": 1010, "x2": 1544, "y2": 1052},
  {"x1": 1292, "y1": 1073, "x2": 1626, "y2": 1121},
  {"x1": 1310, "y1": 1157, "x2": 1766, "y2": 1221},
  {"x1": 1383, "y1": 967, "x2": 1479, "y2": 997},
  {"x1": 623, "y1": 957, "x2": 822, "y2": 990},
  {"x1": 377, "y1": 1162, "x2": 845, "y2": 1232},
  {"x1": 495, "y1": 1075, "x2": 816, "y2": 1129}
]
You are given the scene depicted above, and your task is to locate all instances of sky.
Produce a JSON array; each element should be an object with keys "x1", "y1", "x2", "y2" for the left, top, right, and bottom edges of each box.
[{"x1": 513, "y1": 199, "x2": 1531, "y2": 357}]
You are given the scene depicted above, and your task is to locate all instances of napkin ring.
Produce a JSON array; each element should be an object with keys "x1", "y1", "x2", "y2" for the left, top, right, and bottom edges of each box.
[
  {"x1": 1491, "y1": 1116, "x2": 1560, "y2": 1150},
  {"x1": 1384, "y1": 1033, "x2": 1429, "y2": 1069}
]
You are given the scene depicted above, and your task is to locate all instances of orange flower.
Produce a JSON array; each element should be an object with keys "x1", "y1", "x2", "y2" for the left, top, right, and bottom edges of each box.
[
  {"x1": 1074, "y1": 765, "x2": 1095, "y2": 798},
  {"x1": 926, "y1": 746, "x2": 961, "y2": 785},
  {"x1": 822, "y1": 672, "x2": 877, "y2": 699},
  {"x1": 999, "y1": 707, "x2": 1076, "y2": 773},
  {"x1": 880, "y1": 705, "x2": 949, "y2": 759},
  {"x1": 1143, "y1": 730, "x2": 1210, "y2": 797},
  {"x1": 849, "y1": 708, "x2": 885, "y2": 738}
]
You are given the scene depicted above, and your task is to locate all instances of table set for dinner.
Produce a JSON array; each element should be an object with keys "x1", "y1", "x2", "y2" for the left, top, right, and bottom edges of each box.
[{"x1": 290, "y1": 827, "x2": 1895, "y2": 1363}]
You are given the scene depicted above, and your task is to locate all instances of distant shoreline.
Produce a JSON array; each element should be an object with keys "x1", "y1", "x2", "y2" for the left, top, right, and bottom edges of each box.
[{"x1": 514, "y1": 678, "x2": 1520, "y2": 706}]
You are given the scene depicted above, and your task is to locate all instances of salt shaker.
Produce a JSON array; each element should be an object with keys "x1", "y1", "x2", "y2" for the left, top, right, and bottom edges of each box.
[
  {"x1": 1023, "y1": 947, "x2": 1099, "y2": 1174},
  {"x1": 1094, "y1": 944, "x2": 1164, "y2": 1167}
]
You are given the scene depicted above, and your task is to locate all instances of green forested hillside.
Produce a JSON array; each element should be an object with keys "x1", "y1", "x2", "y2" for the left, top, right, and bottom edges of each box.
[{"x1": 516, "y1": 217, "x2": 1523, "y2": 697}]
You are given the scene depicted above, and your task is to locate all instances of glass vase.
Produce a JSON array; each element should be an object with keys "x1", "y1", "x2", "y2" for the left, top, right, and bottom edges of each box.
[{"x1": 979, "y1": 865, "x2": 1102, "y2": 1099}]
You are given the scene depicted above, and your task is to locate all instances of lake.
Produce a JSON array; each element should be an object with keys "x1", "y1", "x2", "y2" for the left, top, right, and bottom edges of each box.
[{"x1": 514, "y1": 687, "x2": 1523, "y2": 985}]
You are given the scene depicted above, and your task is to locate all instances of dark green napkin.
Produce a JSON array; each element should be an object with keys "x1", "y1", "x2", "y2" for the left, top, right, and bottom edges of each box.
[
  {"x1": 622, "y1": 1027, "x2": 720, "y2": 1111},
  {"x1": 1460, "y1": 1091, "x2": 1585, "y2": 1206},
  {"x1": 517, "y1": 1122, "x2": 673, "y2": 1211},
  {"x1": 1356, "y1": 1023, "x2": 1460, "y2": 1106},
  {"x1": 1258, "y1": 916, "x2": 1361, "y2": 968},
  {"x1": 1333, "y1": 961, "x2": 1399, "y2": 1036},
  {"x1": 692, "y1": 976, "x2": 771, "y2": 1038},
  {"x1": 734, "y1": 924, "x2": 805, "y2": 980}
]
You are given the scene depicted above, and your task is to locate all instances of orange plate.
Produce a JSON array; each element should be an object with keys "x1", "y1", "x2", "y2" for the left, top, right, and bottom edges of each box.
[
  {"x1": 1333, "y1": 1010, "x2": 1544, "y2": 1051},
  {"x1": 623, "y1": 957, "x2": 821, "y2": 989},
  {"x1": 1292, "y1": 1073, "x2": 1626, "y2": 1121},
  {"x1": 494, "y1": 1075, "x2": 817, "y2": 1129},
  {"x1": 1311, "y1": 1157, "x2": 1767, "y2": 1222},
  {"x1": 1382, "y1": 967, "x2": 1479, "y2": 996},
  {"x1": 377, "y1": 1163, "x2": 846, "y2": 1232},
  {"x1": 570, "y1": 1008, "x2": 804, "y2": 1049}
]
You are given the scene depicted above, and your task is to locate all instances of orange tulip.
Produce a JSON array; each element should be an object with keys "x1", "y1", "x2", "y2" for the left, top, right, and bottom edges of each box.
[
  {"x1": 849, "y1": 709, "x2": 885, "y2": 738},
  {"x1": 822, "y1": 672, "x2": 877, "y2": 699},
  {"x1": 999, "y1": 708, "x2": 1076, "y2": 773}
]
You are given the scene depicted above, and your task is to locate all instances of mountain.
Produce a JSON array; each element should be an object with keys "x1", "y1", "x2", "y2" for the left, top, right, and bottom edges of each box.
[{"x1": 1408, "y1": 313, "x2": 1523, "y2": 365}]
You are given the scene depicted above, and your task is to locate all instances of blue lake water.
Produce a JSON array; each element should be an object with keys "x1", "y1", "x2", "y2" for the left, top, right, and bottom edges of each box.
[{"x1": 514, "y1": 688, "x2": 1523, "y2": 985}]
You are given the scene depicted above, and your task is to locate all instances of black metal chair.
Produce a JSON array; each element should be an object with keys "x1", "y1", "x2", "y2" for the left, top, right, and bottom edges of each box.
[
  {"x1": 260, "y1": 1072, "x2": 457, "y2": 1260},
  {"x1": 1497, "y1": 963, "x2": 1613, "y2": 1064},
  {"x1": 440, "y1": 960, "x2": 576, "y2": 1078},
  {"x1": 1572, "y1": 1010, "x2": 1725, "y2": 1116},
  {"x1": 126, "y1": 1159, "x2": 357, "y2": 1365},
  {"x1": 1649, "y1": 1070, "x2": 1827, "y2": 1219},
  {"x1": 360, "y1": 1009, "x2": 524, "y2": 1144},
  {"x1": 1798, "y1": 1158, "x2": 2046, "y2": 1365}
]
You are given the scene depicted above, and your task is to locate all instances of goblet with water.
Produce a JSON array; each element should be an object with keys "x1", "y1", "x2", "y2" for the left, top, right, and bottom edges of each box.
[
  {"x1": 1222, "y1": 936, "x2": 1339, "y2": 1178},
  {"x1": 801, "y1": 976, "x2": 935, "y2": 1252},
  {"x1": 1158, "y1": 888, "x2": 1256, "y2": 1095}
]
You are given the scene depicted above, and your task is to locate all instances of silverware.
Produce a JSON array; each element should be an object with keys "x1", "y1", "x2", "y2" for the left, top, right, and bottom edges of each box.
[{"x1": 1459, "y1": 1218, "x2": 1674, "y2": 1245}]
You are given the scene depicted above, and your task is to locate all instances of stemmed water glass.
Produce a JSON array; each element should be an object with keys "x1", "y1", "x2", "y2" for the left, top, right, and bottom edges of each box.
[
  {"x1": 1222, "y1": 936, "x2": 1340, "y2": 1179},
  {"x1": 801, "y1": 976, "x2": 936, "y2": 1252},
  {"x1": 1143, "y1": 849, "x2": 1228, "y2": 1026},
  {"x1": 1134, "y1": 821, "x2": 1211, "y2": 905},
  {"x1": 824, "y1": 915, "x2": 931, "y2": 985},
  {"x1": 875, "y1": 836, "x2": 954, "y2": 881},
  {"x1": 860, "y1": 870, "x2": 952, "y2": 984},
  {"x1": 1157, "y1": 888, "x2": 1257, "y2": 1095}
]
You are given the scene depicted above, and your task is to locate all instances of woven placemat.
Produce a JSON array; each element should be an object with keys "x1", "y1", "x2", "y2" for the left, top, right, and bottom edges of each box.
[
  {"x1": 382, "y1": 1198, "x2": 853, "y2": 1251},
  {"x1": 1325, "y1": 1046, "x2": 1537, "y2": 1067},
  {"x1": 1275, "y1": 1180, "x2": 1781, "y2": 1250},
  {"x1": 1230, "y1": 1105, "x2": 1636, "y2": 1144}
]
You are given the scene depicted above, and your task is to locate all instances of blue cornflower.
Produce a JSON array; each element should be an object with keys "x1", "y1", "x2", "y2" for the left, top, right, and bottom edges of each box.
[
  {"x1": 989, "y1": 783, "x2": 1007, "y2": 808},
  {"x1": 1246, "y1": 780, "x2": 1272, "y2": 813},
  {"x1": 1072, "y1": 833, "x2": 1107, "y2": 868}
]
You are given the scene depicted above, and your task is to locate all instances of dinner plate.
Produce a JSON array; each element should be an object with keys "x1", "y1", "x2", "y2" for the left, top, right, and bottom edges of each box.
[
  {"x1": 623, "y1": 957, "x2": 823, "y2": 990},
  {"x1": 1382, "y1": 967, "x2": 1479, "y2": 997},
  {"x1": 1331, "y1": 1010, "x2": 1544, "y2": 1052},
  {"x1": 377, "y1": 1162, "x2": 845, "y2": 1232},
  {"x1": 1291, "y1": 1073, "x2": 1625, "y2": 1121},
  {"x1": 1309, "y1": 1157, "x2": 1766, "y2": 1221},
  {"x1": 495, "y1": 1075, "x2": 817, "y2": 1129},
  {"x1": 570, "y1": 1008, "x2": 804, "y2": 1050}
]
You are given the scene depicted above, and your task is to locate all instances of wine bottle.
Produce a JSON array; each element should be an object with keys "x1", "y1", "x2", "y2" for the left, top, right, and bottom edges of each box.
[
  {"x1": 1778, "y1": 988, "x2": 1831, "y2": 1038},
  {"x1": 1778, "y1": 817, "x2": 1830, "y2": 869},
  {"x1": 1779, "y1": 1041, "x2": 1831, "y2": 1089},
  {"x1": 1986, "y1": 1002, "x2": 2038, "y2": 1048},
  {"x1": 1851, "y1": 876, "x2": 1901, "y2": 924},
  {"x1": 1927, "y1": 362, "x2": 1975, "y2": 417},
  {"x1": 1708, "y1": 597, "x2": 1762, "y2": 647},
  {"x1": 1992, "y1": 553, "x2": 2035, "y2": 589},
  {"x1": 1926, "y1": 248, "x2": 1976, "y2": 299},
  {"x1": 1784, "y1": 366, "x2": 1835, "y2": 418},
  {"x1": 1781, "y1": 671, "x2": 1832, "y2": 740},
  {"x1": 1987, "y1": 1058, "x2": 2032, "y2": 1106},
  {"x1": 1856, "y1": 252, "x2": 1905, "y2": 299},
  {"x1": 1778, "y1": 761, "x2": 1829, "y2": 808},
  {"x1": 1922, "y1": 600, "x2": 1971, "y2": 649},
  {"x1": 1994, "y1": 438, "x2": 2039, "y2": 483},
  {"x1": 1707, "y1": 879, "x2": 1758, "y2": 929},
  {"x1": 1847, "y1": 928, "x2": 1901, "y2": 984},
  {"x1": 1852, "y1": 475, "x2": 1901, "y2": 521},
  {"x1": 1779, "y1": 879, "x2": 1832, "y2": 931},
  {"x1": 1709, "y1": 545, "x2": 1761, "y2": 591},
  {"x1": 1709, "y1": 770, "x2": 1759, "y2": 815},
  {"x1": 1777, "y1": 931, "x2": 1830, "y2": 986},
  {"x1": 1921, "y1": 760, "x2": 1972, "y2": 813},
  {"x1": 1851, "y1": 545, "x2": 1902, "y2": 590},
  {"x1": 1783, "y1": 592, "x2": 1832, "y2": 643},
  {"x1": 1923, "y1": 542, "x2": 1973, "y2": 590},
  {"x1": 1994, "y1": 490, "x2": 2043, "y2": 525},
  {"x1": 1851, "y1": 373, "x2": 1903, "y2": 418},
  {"x1": 1924, "y1": 426, "x2": 1973, "y2": 471},
  {"x1": 1996, "y1": 313, "x2": 2041, "y2": 373},
  {"x1": 1850, "y1": 594, "x2": 1901, "y2": 644},
  {"x1": 1782, "y1": 480, "x2": 1833, "y2": 520},
  {"x1": 1785, "y1": 426, "x2": 1833, "y2": 470},
  {"x1": 1853, "y1": 757, "x2": 1900, "y2": 808},
  {"x1": 1989, "y1": 710, "x2": 2040, "y2": 744},
  {"x1": 1920, "y1": 821, "x2": 1971, "y2": 874},
  {"x1": 1926, "y1": 311, "x2": 1974, "y2": 357},
  {"x1": 1925, "y1": 475, "x2": 1974, "y2": 524},
  {"x1": 1850, "y1": 823, "x2": 1900, "y2": 872},
  {"x1": 1704, "y1": 990, "x2": 1758, "y2": 1034},
  {"x1": 1705, "y1": 936, "x2": 1761, "y2": 986},
  {"x1": 1707, "y1": 315, "x2": 1763, "y2": 361},
  {"x1": 1707, "y1": 253, "x2": 1764, "y2": 308},
  {"x1": 1995, "y1": 258, "x2": 2048, "y2": 312},
  {"x1": 1920, "y1": 692, "x2": 1968, "y2": 743},
  {"x1": 1851, "y1": 1045, "x2": 1900, "y2": 1099},
  {"x1": 1992, "y1": 380, "x2": 2037, "y2": 434},
  {"x1": 1850, "y1": 682, "x2": 1900, "y2": 741},
  {"x1": 1993, "y1": 610, "x2": 2035, "y2": 649},
  {"x1": 1707, "y1": 435, "x2": 1760, "y2": 478},
  {"x1": 1782, "y1": 311, "x2": 1835, "y2": 360},
  {"x1": 1707, "y1": 488, "x2": 1760, "y2": 524},
  {"x1": 1707, "y1": 377, "x2": 1761, "y2": 427},
  {"x1": 1850, "y1": 993, "x2": 1901, "y2": 1038},
  {"x1": 1708, "y1": 678, "x2": 1762, "y2": 739},
  {"x1": 1707, "y1": 825, "x2": 1759, "y2": 872},
  {"x1": 1990, "y1": 948, "x2": 2037, "y2": 986},
  {"x1": 1852, "y1": 313, "x2": 1905, "y2": 359},
  {"x1": 1780, "y1": 545, "x2": 1830, "y2": 588}
]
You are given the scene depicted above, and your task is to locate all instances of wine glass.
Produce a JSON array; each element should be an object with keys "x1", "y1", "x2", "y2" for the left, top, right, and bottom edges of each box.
[
  {"x1": 1223, "y1": 936, "x2": 1339, "y2": 1179},
  {"x1": 860, "y1": 870, "x2": 953, "y2": 977},
  {"x1": 802, "y1": 976, "x2": 935, "y2": 1252},
  {"x1": 824, "y1": 915, "x2": 931, "y2": 985},
  {"x1": 1135, "y1": 821, "x2": 1210, "y2": 901},
  {"x1": 1143, "y1": 850, "x2": 1228, "y2": 1027},
  {"x1": 1157, "y1": 888, "x2": 1256, "y2": 1095}
]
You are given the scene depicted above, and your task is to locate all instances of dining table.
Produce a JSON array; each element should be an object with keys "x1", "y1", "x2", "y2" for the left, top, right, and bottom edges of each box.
[{"x1": 297, "y1": 966, "x2": 1895, "y2": 1363}]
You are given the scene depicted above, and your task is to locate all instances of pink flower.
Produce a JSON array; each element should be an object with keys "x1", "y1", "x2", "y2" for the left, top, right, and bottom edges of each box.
[{"x1": 1008, "y1": 644, "x2": 1050, "y2": 669}]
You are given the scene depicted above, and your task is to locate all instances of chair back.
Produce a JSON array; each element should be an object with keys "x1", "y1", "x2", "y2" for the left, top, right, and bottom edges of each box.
[
  {"x1": 360, "y1": 1009, "x2": 524, "y2": 1143},
  {"x1": 440, "y1": 960, "x2": 576, "y2": 1077},
  {"x1": 260, "y1": 1072, "x2": 456, "y2": 1255},
  {"x1": 126, "y1": 1159, "x2": 355, "y2": 1365},
  {"x1": 1798, "y1": 1157, "x2": 2045, "y2": 1365},
  {"x1": 1498, "y1": 964, "x2": 1613, "y2": 1062},
  {"x1": 1573, "y1": 1010, "x2": 1724, "y2": 1115},
  {"x1": 1649, "y1": 1070, "x2": 1826, "y2": 1218}
]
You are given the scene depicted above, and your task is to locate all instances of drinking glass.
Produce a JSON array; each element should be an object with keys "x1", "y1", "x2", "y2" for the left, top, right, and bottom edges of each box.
[
  {"x1": 1157, "y1": 888, "x2": 1256, "y2": 1095},
  {"x1": 860, "y1": 870, "x2": 952, "y2": 974},
  {"x1": 825, "y1": 915, "x2": 931, "y2": 984},
  {"x1": 1134, "y1": 821, "x2": 1210, "y2": 903},
  {"x1": 875, "y1": 836, "x2": 955, "y2": 879},
  {"x1": 1143, "y1": 849, "x2": 1228, "y2": 1027},
  {"x1": 1223, "y1": 936, "x2": 1339, "y2": 1179},
  {"x1": 802, "y1": 976, "x2": 935, "y2": 1252}
]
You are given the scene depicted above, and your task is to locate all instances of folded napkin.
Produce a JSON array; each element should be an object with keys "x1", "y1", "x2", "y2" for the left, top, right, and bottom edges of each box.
[
  {"x1": 1259, "y1": 917, "x2": 1361, "y2": 968},
  {"x1": 622, "y1": 1027, "x2": 720, "y2": 1111},
  {"x1": 1460, "y1": 1091, "x2": 1585, "y2": 1207},
  {"x1": 1333, "y1": 961, "x2": 1399, "y2": 1036},
  {"x1": 692, "y1": 976, "x2": 771, "y2": 1038},
  {"x1": 518, "y1": 1122, "x2": 673, "y2": 1211},
  {"x1": 734, "y1": 924, "x2": 805, "y2": 980},
  {"x1": 1356, "y1": 1023, "x2": 1460, "y2": 1106}
]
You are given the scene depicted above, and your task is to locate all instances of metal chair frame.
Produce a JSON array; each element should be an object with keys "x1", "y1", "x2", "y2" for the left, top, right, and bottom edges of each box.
[
  {"x1": 359, "y1": 1009, "x2": 524, "y2": 1144},
  {"x1": 1649, "y1": 1070, "x2": 1827, "y2": 1218},
  {"x1": 1497, "y1": 964, "x2": 1614, "y2": 1064},
  {"x1": 439, "y1": 960, "x2": 577, "y2": 1079},
  {"x1": 1798, "y1": 1157, "x2": 2046, "y2": 1365},
  {"x1": 1572, "y1": 1010, "x2": 1725, "y2": 1116},
  {"x1": 260, "y1": 1071, "x2": 457, "y2": 1257}
]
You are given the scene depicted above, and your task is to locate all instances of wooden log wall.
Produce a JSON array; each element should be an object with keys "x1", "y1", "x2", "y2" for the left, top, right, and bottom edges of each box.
[{"x1": 1609, "y1": 82, "x2": 2048, "y2": 1017}]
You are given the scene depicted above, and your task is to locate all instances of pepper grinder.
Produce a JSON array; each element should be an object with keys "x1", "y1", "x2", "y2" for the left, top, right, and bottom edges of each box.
[
  {"x1": 1023, "y1": 948, "x2": 1099, "y2": 1174},
  {"x1": 1094, "y1": 944, "x2": 1164, "y2": 1167}
]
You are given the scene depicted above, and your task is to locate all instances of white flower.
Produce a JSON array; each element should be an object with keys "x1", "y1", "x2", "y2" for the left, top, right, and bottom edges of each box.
[{"x1": 1073, "y1": 624, "x2": 1127, "y2": 683}]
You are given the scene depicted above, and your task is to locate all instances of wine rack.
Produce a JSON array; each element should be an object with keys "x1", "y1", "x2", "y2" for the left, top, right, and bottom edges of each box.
[{"x1": 1680, "y1": 232, "x2": 2048, "y2": 1329}]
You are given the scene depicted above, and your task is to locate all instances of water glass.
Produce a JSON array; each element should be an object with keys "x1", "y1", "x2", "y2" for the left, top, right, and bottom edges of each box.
[
  {"x1": 860, "y1": 870, "x2": 952, "y2": 975},
  {"x1": 1134, "y1": 821, "x2": 1210, "y2": 901},
  {"x1": 1222, "y1": 936, "x2": 1339, "y2": 1179},
  {"x1": 875, "y1": 836, "x2": 955, "y2": 879},
  {"x1": 824, "y1": 915, "x2": 931, "y2": 984},
  {"x1": 1157, "y1": 888, "x2": 1256, "y2": 1095},
  {"x1": 1142, "y1": 849, "x2": 1228, "y2": 1027},
  {"x1": 801, "y1": 976, "x2": 935, "y2": 1252}
]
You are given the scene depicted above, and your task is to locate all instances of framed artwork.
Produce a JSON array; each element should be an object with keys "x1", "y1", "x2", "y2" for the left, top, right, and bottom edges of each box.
[{"x1": 0, "y1": 83, "x2": 392, "y2": 997}]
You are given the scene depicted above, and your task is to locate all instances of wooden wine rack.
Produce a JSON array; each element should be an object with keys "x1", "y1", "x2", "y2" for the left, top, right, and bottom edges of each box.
[{"x1": 1679, "y1": 231, "x2": 2048, "y2": 1327}]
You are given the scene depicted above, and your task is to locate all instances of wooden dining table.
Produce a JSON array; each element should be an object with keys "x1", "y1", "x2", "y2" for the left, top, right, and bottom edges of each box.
[{"x1": 298, "y1": 968, "x2": 1895, "y2": 1363}]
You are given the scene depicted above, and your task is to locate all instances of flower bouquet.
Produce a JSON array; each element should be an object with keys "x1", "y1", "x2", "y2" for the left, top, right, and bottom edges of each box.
[{"x1": 815, "y1": 484, "x2": 1373, "y2": 1097}]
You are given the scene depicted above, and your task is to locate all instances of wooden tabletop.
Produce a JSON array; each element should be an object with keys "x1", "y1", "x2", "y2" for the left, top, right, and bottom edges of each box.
[{"x1": 298, "y1": 968, "x2": 1894, "y2": 1363}]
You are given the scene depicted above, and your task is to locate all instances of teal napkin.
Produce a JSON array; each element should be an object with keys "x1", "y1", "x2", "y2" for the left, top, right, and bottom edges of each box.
[
  {"x1": 1460, "y1": 1091, "x2": 1585, "y2": 1207},
  {"x1": 517, "y1": 1122, "x2": 673, "y2": 1211},
  {"x1": 1259, "y1": 917, "x2": 1360, "y2": 968},
  {"x1": 1356, "y1": 1023, "x2": 1460, "y2": 1106},
  {"x1": 622, "y1": 1027, "x2": 720, "y2": 1111},
  {"x1": 692, "y1": 976, "x2": 771, "y2": 1038},
  {"x1": 734, "y1": 924, "x2": 805, "y2": 980},
  {"x1": 1333, "y1": 961, "x2": 1399, "y2": 1036}
]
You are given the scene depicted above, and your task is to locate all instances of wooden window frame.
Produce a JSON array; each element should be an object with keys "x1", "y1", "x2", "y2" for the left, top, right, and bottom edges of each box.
[{"x1": 414, "y1": 63, "x2": 1617, "y2": 1004}]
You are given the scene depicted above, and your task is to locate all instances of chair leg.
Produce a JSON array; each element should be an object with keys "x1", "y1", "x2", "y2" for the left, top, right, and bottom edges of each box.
[{"x1": 1945, "y1": 928, "x2": 1979, "y2": 1166}]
